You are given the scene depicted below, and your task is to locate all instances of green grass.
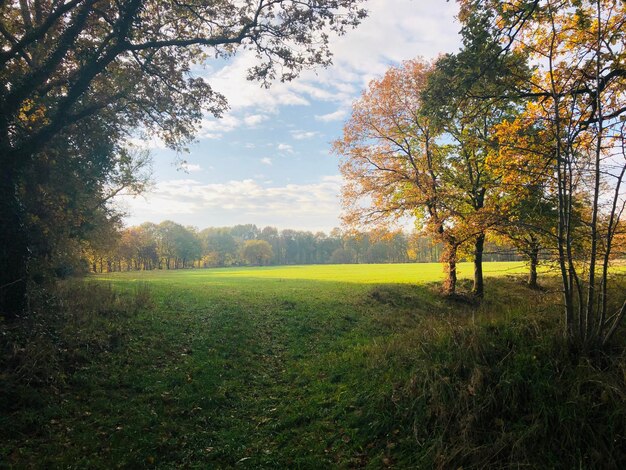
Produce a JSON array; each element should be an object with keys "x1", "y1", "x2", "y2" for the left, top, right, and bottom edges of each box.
[
  {"x1": 96, "y1": 261, "x2": 533, "y2": 285},
  {"x1": 2, "y1": 262, "x2": 625, "y2": 468}
]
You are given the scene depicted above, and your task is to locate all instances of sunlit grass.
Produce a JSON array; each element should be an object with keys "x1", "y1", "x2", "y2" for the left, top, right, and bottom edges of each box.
[{"x1": 96, "y1": 261, "x2": 536, "y2": 285}]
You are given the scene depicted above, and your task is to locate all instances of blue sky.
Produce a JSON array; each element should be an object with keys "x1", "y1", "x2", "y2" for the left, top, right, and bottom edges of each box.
[{"x1": 118, "y1": 0, "x2": 461, "y2": 232}]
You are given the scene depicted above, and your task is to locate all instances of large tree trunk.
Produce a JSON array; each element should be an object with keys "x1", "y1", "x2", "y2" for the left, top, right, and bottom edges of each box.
[{"x1": 472, "y1": 233, "x2": 485, "y2": 297}]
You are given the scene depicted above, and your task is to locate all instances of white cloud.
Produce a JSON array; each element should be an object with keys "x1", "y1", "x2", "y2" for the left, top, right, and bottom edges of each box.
[
  {"x1": 200, "y1": 132, "x2": 223, "y2": 140},
  {"x1": 125, "y1": 135, "x2": 168, "y2": 151},
  {"x1": 198, "y1": 114, "x2": 240, "y2": 139},
  {"x1": 119, "y1": 177, "x2": 343, "y2": 232},
  {"x1": 196, "y1": 0, "x2": 460, "y2": 115},
  {"x1": 205, "y1": 52, "x2": 311, "y2": 112},
  {"x1": 180, "y1": 163, "x2": 203, "y2": 173},
  {"x1": 315, "y1": 110, "x2": 347, "y2": 123},
  {"x1": 244, "y1": 114, "x2": 270, "y2": 126},
  {"x1": 291, "y1": 130, "x2": 320, "y2": 140},
  {"x1": 277, "y1": 143, "x2": 294, "y2": 153},
  {"x1": 260, "y1": 157, "x2": 272, "y2": 165}
]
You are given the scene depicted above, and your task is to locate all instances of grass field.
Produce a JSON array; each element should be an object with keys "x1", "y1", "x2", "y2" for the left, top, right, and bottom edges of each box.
[
  {"x1": 2, "y1": 262, "x2": 625, "y2": 468},
  {"x1": 97, "y1": 261, "x2": 533, "y2": 285}
]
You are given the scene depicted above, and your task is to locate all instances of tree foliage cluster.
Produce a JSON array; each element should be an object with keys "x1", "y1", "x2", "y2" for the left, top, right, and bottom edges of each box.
[
  {"x1": 336, "y1": 0, "x2": 626, "y2": 348},
  {"x1": 0, "y1": 0, "x2": 367, "y2": 317}
]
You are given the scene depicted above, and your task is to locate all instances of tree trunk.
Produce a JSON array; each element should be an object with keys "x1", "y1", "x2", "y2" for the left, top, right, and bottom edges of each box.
[
  {"x1": 472, "y1": 233, "x2": 485, "y2": 297},
  {"x1": 443, "y1": 242, "x2": 458, "y2": 295},
  {"x1": 528, "y1": 245, "x2": 539, "y2": 289}
]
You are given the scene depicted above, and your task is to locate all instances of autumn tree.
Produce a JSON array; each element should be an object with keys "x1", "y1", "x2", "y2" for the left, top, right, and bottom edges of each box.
[
  {"x1": 82, "y1": 216, "x2": 122, "y2": 273},
  {"x1": 0, "y1": 0, "x2": 367, "y2": 317},
  {"x1": 463, "y1": 0, "x2": 626, "y2": 347},
  {"x1": 421, "y1": 7, "x2": 532, "y2": 297},
  {"x1": 489, "y1": 187, "x2": 557, "y2": 288},
  {"x1": 335, "y1": 59, "x2": 468, "y2": 293},
  {"x1": 486, "y1": 104, "x2": 559, "y2": 288},
  {"x1": 135, "y1": 223, "x2": 159, "y2": 270},
  {"x1": 118, "y1": 227, "x2": 144, "y2": 271},
  {"x1": 336, "y1": 55, "x2": 523, "y2": 294}
]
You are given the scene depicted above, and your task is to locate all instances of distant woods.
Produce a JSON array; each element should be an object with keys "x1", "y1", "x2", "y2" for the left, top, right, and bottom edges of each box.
[{"x1": 82, "y1": 222, "x2": 522, "y2": 273}]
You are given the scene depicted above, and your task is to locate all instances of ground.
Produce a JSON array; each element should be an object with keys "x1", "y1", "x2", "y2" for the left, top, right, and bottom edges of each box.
[{"x1": 2, "y1": 263, "x2": 625, "y2": 468}]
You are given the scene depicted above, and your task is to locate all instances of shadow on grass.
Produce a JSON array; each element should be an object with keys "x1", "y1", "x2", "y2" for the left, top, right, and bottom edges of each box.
[{"x1": 1, "y1": 276, "x2": 625, "y2": 468}]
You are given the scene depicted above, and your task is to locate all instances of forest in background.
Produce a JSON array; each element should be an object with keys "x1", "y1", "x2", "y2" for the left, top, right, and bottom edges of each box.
[{"x1": 82, "y1": 222, "x2": 522, "y2": 273}]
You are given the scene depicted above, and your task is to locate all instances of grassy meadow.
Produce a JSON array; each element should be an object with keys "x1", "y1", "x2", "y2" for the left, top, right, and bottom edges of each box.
[{"x1": 2, "y1": 262, "x2": 626, "y2": 468}]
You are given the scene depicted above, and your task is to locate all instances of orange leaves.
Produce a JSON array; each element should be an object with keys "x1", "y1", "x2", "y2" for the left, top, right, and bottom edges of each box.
[
  {"x1": 334, "y1": 58, "x2": 441, "y2": 232},
  {"x1": 17, "y1": 99, "x2": 48, "y2": 130},
  {"x1": 490, "y1": 116, "x2": 549, "y2": 188}
]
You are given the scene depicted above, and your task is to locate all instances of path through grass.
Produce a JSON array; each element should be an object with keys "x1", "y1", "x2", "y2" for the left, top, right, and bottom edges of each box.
[{"x1": 4, "y1": 262, "x2": 625, "y2": 468}]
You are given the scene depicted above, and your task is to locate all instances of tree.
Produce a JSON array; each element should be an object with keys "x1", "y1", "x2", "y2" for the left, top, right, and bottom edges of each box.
[
  {"x1": 335, "y1": 58, "x2": 471, "y2": 294},
  {"x1": 135, "y1": 223, "x2": 159, "y2": 270},
  {"x1": 82, "y1": 216, "x2": 121, "y2": 273},
  {"x1": 175, "y1": 226, "x2": 202, "y2": 269},
  {"x1": 241, "y1": 240, "x2": 273, "y2": 266},
  {"x1": 463, "y1": 0, "x2": 626, "y2": 347},
  {"x1": 0, "y1": 0, "x2": 367, "y2": 317},
  {"x1": 312, "y1": 231, "x2": 336, "y2": 264},
  {"x1": 421, "y1": 7, "x2": 532, "y2": 296},
  {"x1": 153, "y1": 221, "x2": 201, "y2": 269},
  {"x1": 487, "y1": 105, "x2": 559, "y2": 288},
  {"x1": 259, "y1": 226, "x2": 280, "y2": 264},
  {"x1": 330, "y1": 247, "x2": 356, "y2": 264},
  {"x1": 280, "y1": 229, "x2": 300, "y2": 264},
  {"x1": 489, "y1": 187, "x2": 557, "y2": 289},
  {"x1": 200, "y1": 227, "x2": 239, "y2": 267}
]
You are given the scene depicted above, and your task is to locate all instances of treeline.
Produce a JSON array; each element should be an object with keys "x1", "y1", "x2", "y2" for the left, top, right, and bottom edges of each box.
[{"x1": 83, "y1": 221, "x2": 521, "y2": 273}]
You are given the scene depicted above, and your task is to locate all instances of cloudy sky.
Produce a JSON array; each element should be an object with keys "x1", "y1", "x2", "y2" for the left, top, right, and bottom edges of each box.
[{"x1": 118, "y1": 0, "x2": 461, "y2": 232}]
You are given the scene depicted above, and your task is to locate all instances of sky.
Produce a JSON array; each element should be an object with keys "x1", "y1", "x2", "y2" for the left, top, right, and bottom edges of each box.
[{"x1": 117, "y1": 0, "x2": 462, "y2": 233}]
